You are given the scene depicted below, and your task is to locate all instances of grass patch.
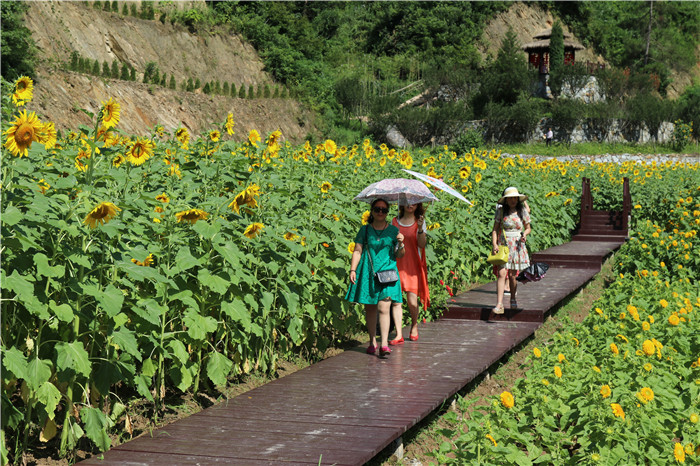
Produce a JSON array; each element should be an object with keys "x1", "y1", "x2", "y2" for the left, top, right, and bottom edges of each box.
[{"x1": 481, "y1": 141, "x2": 699, "y2": 157}]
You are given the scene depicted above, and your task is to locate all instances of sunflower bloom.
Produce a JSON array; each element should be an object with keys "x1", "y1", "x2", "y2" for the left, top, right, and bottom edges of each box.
[
  {"x1": 674, "y1": 442, "x2": 685, "y2": 463},
  {"x1": 642, "y1": 340, "x2": 656, "y2": 356},
  {"x1": 284, "y1": 232, "x2": 299, "y2": 241},
  {"x1": 175, "y1": 209, "x2": 208, "y2": 225},
  {"x1": 156, "y1": 193, "x2": 170, "y2": 203},
  {"x1": 244, "y1": 222, "x2": 265, "y2": 239},
  {"x1": 600, "y1": 385, "x2": 611, "y2": 398},
  {"x1": 533, "y1": 348, "x2": 541, "y2": 358},
  {"x1": 486, "y1": 434, "x2": 497, "y2": 447},
  {"x1": 348, "y1": 242, "x2": 356, "y2": 254},
  {"x1": 225, "y1": 113, "x2": 235, "y2": 135},
  {"x1": 668, "y1": 314, "x2": 680, "y2": 326},
  {"x1": 320, "y1": 182, "x2": 332, "y2": 193},
  {"x1": 324, "y1": 139, "x2": 337, "y2": 155},
  {"x1": 554, "y1": 366, "x2": 562, "y2": 378},
  {"x1": 249, "y1": 129, "x2": 261, "y2": 147},
  {"x1": 175, "y1": 127, "x2": 190, "y2": 147},
  {"x1": 209, "y1": 130, "x2": 221, "y2": 142},
  {"x1": 131, "y1": 254, "x2": 153, "y2": 267},
  {"x1": 499, "y1": 391, "x2": 514, "y2": 408},
  {"x1": 100, "y1": 98, "x2": 120, "y2": 129},
  {"x1": 37, "y1": 121, "x2": 57, "y2": 150},
  {"x1": 75, "y1": 149, "x2": 90, "y2": 172},
  {"x1": 12, "y1": 76, "x2": 34, "y2": 106},
  {"x1": 127, "y1": 138, "x2": 154, "y2": 166},
  {"x1": 362, "y1": 211, "x2": 370, "y2": 224},
  {"x1": 113, "y1": 154, "x2": 125, "y2": 167},
  {"x1": 610, "y1": 403, "x2": 625, "y2": 419},
  {"x1": 84, "y1": 202, "x2": 121, "y2": 229},
  {"x1": 4, "y1": 110, "x2": 43, "y2": 157},
  {"x1": 637, "y1": 387, "x2": 654, "y2": 404},
  {"x1": 610, "y1": 343, "x2": 619, "y2": 355}
]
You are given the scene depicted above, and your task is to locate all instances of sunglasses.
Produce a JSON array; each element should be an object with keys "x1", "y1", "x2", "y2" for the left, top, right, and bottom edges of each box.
[{"x1": 372, "y1": 207, "x2": 389, "y2": 214}]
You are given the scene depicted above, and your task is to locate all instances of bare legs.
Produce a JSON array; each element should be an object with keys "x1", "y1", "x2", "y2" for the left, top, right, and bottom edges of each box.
[
  {"x1": 366, "y1": 299, "x2": 392, "y2": 349},
  {"x1": 390, "y1": 292, "x2": 419, "y2": 341},
  {"x1": 494, "y1": 266, "x2": 507, "y2": 313}
]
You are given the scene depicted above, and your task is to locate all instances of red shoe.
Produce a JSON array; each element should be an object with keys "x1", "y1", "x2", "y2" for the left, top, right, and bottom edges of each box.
[
  {"x1": 379, "y1": 346, "x2": 391, "y2": 358},
  {"x1": 366, "y1": 345, "x2": 376, "y2": 355},
  {"x1": 389, "y1": 337, "x2": 404, "y2": 345},
  {"x1": 409, "y1": 334, "x2": 419, "y2": 341}
]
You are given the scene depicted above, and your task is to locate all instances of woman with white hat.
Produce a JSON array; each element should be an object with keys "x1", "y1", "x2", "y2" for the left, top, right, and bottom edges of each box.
[{"x1": 491, "y1": 187, "x2": 531, "y2": 314}]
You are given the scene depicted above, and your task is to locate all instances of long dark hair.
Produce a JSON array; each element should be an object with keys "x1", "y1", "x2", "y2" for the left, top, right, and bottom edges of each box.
[
  {"x1": 398, "y1": 203, "x2": 424, "y2": 219},
  {"x1": 368, "y1": 198, "x2": 389, "y2": 224}
]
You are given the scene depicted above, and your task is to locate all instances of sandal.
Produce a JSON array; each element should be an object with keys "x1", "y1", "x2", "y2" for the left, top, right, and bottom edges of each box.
[
  {"x1": 510, "y1": 298, "x2": 518, "y2": 309},
  {"x1": 492, "y1": 304, "x2": 505, "y2": 315},
  {"x1": 379, "y1": 346, "x2": 391, "y2": 358},
  {"x1": 366, "y1": 345, "x2": 376, "y2": 355},
  {"x1": 389, "y1": 337, "x2": 404, "y2": 345}
]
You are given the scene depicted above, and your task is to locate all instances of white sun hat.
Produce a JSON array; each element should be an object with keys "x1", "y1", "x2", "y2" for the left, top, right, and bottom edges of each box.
[{"x1": 498, "y1": 186, "x2": 528, "y2": 204}]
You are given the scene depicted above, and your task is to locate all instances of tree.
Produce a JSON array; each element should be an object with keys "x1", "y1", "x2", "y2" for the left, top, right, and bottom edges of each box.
[
  {"x1": 195, "y1": 78, "x2": 201, "y2": 89},
  {"x1": 203, "y1": 82, "x2": 211, "y2": 94},
  {"x1": 120, "y1": 63, "x2": 129, "y2": 80},
  {"x1": 238, "y1": 84, "x2": 246, "y2": 98},
  {"x1": 111, "y1": 60, "x2": 119, "y2": 78},
  {"x1": 129, "y1": 66, "x2": 136, "y2": 81},
  {"x1": 187, "y1": 78, "x2": 194, "y2": 92},
  {"x1": 551, "y1": 98, "x2": 584, "y2": 146},
  {"x1": 111, "y1": 1, "x2": 118, "y2": 13},
  {"x1": 248, "y1": 84, "x2": 255, "y2": 99},
  {"x1": 230, "y1": 83, "x2": 236, "y2": 97},
  {"x1": 263, "y1": 84, "x2": 271, "y2": 98},
  {"x1": 70, "y1": 51, "x2": 80, "y2": 71},
  {"x1": 272, "y1": 86, "x2": 279, "y2": 98},
  {"x1": 548, "y1": 21, "x2": 565, "y2": 96},
  {"x1": 92, "y1": 59, "x2": 100, "y2": 75},
  {"x1": 0, "y1": 1, "x2": 37, "y2": 80},
  {"x1": 130, "y1": 3, "x2": 137, "y2": 17},
  {"x1": 223, "y1": 82, "x2": 229, "y2": 95},
  {"x1": 169, "y1": 75, "x2": 176, "y2": 90}
]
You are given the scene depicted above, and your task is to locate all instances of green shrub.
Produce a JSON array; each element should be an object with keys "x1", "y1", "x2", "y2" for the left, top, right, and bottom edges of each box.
[{"x1": 452, "y1": 127, "x2": 484, "y2": 154}]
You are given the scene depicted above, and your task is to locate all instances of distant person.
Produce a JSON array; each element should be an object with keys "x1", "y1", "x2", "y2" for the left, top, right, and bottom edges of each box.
[
  {"x1": 546, "y1": 127, "x2": 553, "y2": 147},
  {"x1": 389, "y1": 202, "x2": 430, "y2": 345},
  {"x1": 346, "y1": 198, "x2": 405, "y2": 358},
  {"x1": 491, "y1": 187, "x2": 531, "y2": 315}
]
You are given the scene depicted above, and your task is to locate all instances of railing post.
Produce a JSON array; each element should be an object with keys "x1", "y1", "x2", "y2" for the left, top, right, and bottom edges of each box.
[{"x1": 622, "y1": 177, "x2": 631, "y2": 231}]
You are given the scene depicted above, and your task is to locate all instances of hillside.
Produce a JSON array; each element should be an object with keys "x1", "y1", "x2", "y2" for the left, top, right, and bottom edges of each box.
[{"x1": 22, "y1": 1, "x2": 315, "y2": 143}]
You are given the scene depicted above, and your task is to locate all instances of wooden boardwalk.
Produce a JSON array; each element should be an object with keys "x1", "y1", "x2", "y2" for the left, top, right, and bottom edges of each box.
[{"x1": 81, "y1": 179, "x2": 629, "y2": 465}]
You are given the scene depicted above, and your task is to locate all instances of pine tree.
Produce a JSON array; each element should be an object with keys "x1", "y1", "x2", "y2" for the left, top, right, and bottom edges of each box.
[
  {"x1": 170, "y1": 75, "x2": 176, "y2": 90},
  {"x1": 214, "y1": 80, "x2": 221, "y2": 94},
  {"x1": 238, "y1": 84, "x2": 246, "y2": 99},
  {"x1": 103, "y1": 1, "x2": 110, "y2": 11},
  {"x1": 272, "y1": 86, "x2": 279, "y2": 98},
  {"x1": 130, "y1": 66, "x2": 136, "y2": 81},
  {"x1": 187, "y1": 78, "x2": 194, "y2": 92},
  {"x1": 120, "y1": 63, "x2": 130, "y2": 80},
  {"x1": 70, "y1": 52, "x2": 79, "y2": 71},
  {"x1": 160, "y1": 74, "x2": 167, "y2": 87},
  {"x1": 111, "y1": 60, "x2": 119, "y2": 78},
  {"x1": 195, "y1": 78, "x2": 201, "y2": 90},
  {"x1": 203, "y1": 82, "x2": 211, "y2": 94},
  {"x1": 92, "y1": 59, "x2": 101, "y2": 75},
  {"x1": 93, "y1": 1, "x2": 101, "y2": 10},
  {"x1": 256, "y1": 84, "x2": 263, "y2": 98},
  {"x1": 230, "y1": 83, "x2": 236, "y2": 97},
  {"x1": 263, "y1": 84, "x2": 271, "y2": 98},
  {"x1": 130, "y1": 3, "x2": 137, "y2": 17},
  {"x1": 247, "y1": 84, "x2": 254, "y2": 99},
  {"x1": 549, "y1": 21, "x2": 565, "y2": 96},
  {"x1": 223, "y1": 82, "x2": 229, "y2": 95},
  {"x1": 111, "y1": 1, "x2": 118, "y2": 13},
  {"x1": 122, "y1": 3, "x2": 129, "y2": 16}
]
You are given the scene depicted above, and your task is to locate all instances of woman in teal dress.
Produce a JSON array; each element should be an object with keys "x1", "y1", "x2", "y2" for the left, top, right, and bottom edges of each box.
[{"x1": 346, "y1": 198, "x2": 405, "y2": 358}]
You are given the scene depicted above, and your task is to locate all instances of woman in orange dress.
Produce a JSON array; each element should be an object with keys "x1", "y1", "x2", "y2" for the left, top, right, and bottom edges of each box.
[{"x1": 389, "y1": 203, "x2": 430, "y2": 344}]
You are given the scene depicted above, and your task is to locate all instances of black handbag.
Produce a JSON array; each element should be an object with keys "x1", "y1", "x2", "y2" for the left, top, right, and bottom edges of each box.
[{"x1": 364, "y1": 227, "x2": 399, "y2": 285}]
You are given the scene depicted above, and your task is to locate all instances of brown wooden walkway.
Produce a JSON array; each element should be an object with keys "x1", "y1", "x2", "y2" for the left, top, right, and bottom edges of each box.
[{"x1": 80, "y1": 179, "x2": 629, "y2": 465}]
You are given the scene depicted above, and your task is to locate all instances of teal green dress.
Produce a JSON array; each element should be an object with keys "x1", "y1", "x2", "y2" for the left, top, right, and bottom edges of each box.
[{"x1": 345, "y1": 224, "x2": 403, "y2": 305}]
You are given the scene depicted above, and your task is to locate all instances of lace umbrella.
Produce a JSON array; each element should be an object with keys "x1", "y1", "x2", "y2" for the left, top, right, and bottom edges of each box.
[{"x1": 354, "y1": 178, "x2": 439, "y2": 206}]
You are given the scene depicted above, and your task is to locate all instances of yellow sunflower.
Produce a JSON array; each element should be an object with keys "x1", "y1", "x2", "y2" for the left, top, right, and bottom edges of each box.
[
  {"x1": 249, "y1": 129, "x2": 261, "y2": 147},
  {"x1": 610, "y1": 403, "x2": 625, "y2": 419},
  {"x1": 12, "y1": 76, "x2": 34, "y2": 106},
  {"x1": 600, "y1": 385, "x2": 611, "y2": 398},
  {"x1": 458, "y1": 166, "x2": 471, "y2": 179},
  {"x1": 244, "y1": 222, "x2": 265, "y2": 239},
  {"x1": 284, "y1": 232, "x2": 299, "y2": 241},
  {"x1": 4, "y1": 110, "x2": 43, "y2": 157},
  {"x1": 83, "y1": 202, "x2": 121, "y2": 229},
  {"x1": 131, "y1": 254, "x2": 154, "y2": 267},
  {"x1": 112, "y1": 154, "x2": 125, "y2": 167},
  {"x1": 75, "y1": 149, "x2": 90, "y2": 172},
  {"x1": 37, "y1": 121, "x2": 57, "y2": 150},
  {"x1": 175, "y1": 127, "x2": 190, "y2": 146},
  {"x1": 100, "y1": 98, "x2": 120, "y2": 129},
  {"x1": 225, "y1": 113, "x2": 235, "y2": 135},
  {"x1": 156, "y1": 193, "x2": 170, "y2": 203},
  {"x1": 168, "y1": 163, "x2": 181, "y2": 178},
  {"x1": 209, "y1": 130, "x2": 221, "y2": 142},
  {"x1": 175, "y1": 209, "x2": 209, "y2": 225},
  {"x1": 637, "y1": 387, "x2": 654, "y2": 404},
  {"x1": 324, "y1": 139, "x2": 337, "y2": 155},
  {"x1": 127, "y1": 138, "x2": 154, "y2": 166},
  {"x1": 499, "y1": 391, "x2": 514, "y2": 409},
  {"x1": 320, "y1": 182, "x2": 332, "y2": 193}
]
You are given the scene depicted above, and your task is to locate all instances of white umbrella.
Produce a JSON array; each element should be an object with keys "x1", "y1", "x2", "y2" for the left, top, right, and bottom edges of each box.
[
  {"x1": 402, "y1": 169, "x2": 473, "y2": 206},
  {"x1": 354, "y1": 178, "x2": 439, "y2": 206}
]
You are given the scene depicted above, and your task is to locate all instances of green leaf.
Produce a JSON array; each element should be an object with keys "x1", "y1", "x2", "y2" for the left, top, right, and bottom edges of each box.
[
  {"x1": 25, "y1": 358, "x2": 52, "y2": 392},
  {"x1": 34, "y1": 253, "x2": 65, "y2": 278},
  {"x1": 2, "y1": 347, "x2": 28, "y2": 381},
  {"x1": 132, "y1": 299, "x2": 164, "y2": 326},
  {"x1": 260, "y1": 291, "x2": 274, "y2": 314},
  {"x1": 169, "y1": 362, "x2": 195, "y2": 392},
  {"x1": 197, "y1": 269, "x2": 229, "y2": 295},
  {"x1": 183, "y1": 308, "x2": 218, "y2": 341},
  {"x1": 206, "y1": 351, "x2": 233, "y2": 387},
  {"x1": 287, "y1": 316, "x2": 303, "y2": 345},
  {"x1": 167, "y1": 340, "x2": 190, "y2": 364},
  {"x1": 35, "y1": 381, "x2": 61, "y2": 420},
  {"x1": 1, "y1": 205, "x2": 23, "y2": 226},
  {"x1": 214, "y1": 242, "x2": 242, "y2": 267},
  {"x1": 80, "y1": 407, "x2": 111, "y2": 451},
  {"x1": 133, "y1": 375, "x2": 154, "y2": 402},
  {"x1": 98, "y1": 284, "x2": 124, "y2": 317},
  {"x1": 109, "y1": 327, "x2": 142, "y2": 361},
  {"x1": 118, "y1": 261, "x2": 168, "y2": 283},
  {"x1": 68, "y1": 253, "x2": 92, "y2": 268},
  {"x1": 172, "y1": 247, "x2": 200, "y2": 273},
  {"x1": 55, "y1": 341, "x2": 91, "y2": 380},
  {"x1": 140, "y1": 358, "x2": 157, "y2": 378},
  {"x1": 282, "y1": 290, "x2": 299, "y2": 315},
  {"x1": 49, "y1": 300, "x2": 74, "y2": 322},
  {"x1": 170, "y1": 290, "x2": 198, "y2": 310},
  {"x1": 221, "y1": 299, "x2": 252, "y2": 331}
]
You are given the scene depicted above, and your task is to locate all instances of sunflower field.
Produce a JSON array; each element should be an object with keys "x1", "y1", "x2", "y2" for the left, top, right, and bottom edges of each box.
[
  {"x1": 1, "y1": 77, "x2": 699, "y2": 463},
  {"x1": 431, "y1": 198, "x2": 700, "y2": 463}
]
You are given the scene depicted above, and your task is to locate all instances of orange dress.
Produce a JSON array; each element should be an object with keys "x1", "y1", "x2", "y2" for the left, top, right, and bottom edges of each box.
[{"x1": 392, "y1": 217, "x2": 430, "y2": 310}]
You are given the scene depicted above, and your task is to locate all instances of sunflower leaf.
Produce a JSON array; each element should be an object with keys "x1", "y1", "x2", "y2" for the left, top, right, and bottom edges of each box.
[{"x1": 206, "y1": 351, "x2": 232, "y2": 387}]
